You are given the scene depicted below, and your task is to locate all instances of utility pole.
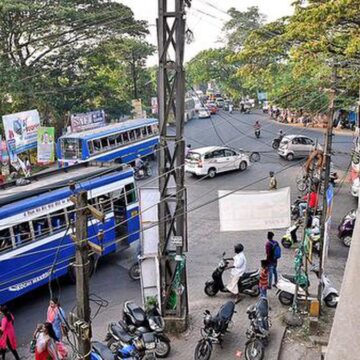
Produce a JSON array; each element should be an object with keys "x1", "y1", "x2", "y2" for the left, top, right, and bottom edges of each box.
[
  {"x1": 157, "y1": 0, "x2": 190, "y2": 331},
  {"x1": 74, "y1": 190, "x2": 91, "y2": 360},
  {"x1": 318, "y1": 65, "x2": 337, "y2": 310}
]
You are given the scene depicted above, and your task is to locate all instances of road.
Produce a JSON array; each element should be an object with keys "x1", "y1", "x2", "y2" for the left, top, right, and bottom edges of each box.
[{"x1": 13, "y1": 110, "x2": 356, "y2": 359}]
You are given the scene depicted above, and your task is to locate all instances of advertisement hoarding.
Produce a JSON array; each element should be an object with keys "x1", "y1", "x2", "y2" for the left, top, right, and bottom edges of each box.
[
  {"x1": 37, "y1": 127, "x2": 55, "y2": 164},
  {"x1": 2, "y1": 109, "x2": 40, "y2": 153},
  {"x1": 70, "y1": 110, "x2": 105, "y2": 133}
]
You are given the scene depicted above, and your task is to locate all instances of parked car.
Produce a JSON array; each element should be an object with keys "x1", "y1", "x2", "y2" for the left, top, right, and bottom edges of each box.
[
  {"x1": 278, "y1": 135, "x2": 316, "y2": 161},
  {"x1": 198, "y1": 107, "x2": 211, "y2": 119},
  {"x1": 185, "y1": 146, "x2": 250, "y2": 178},
  {"x1": 215, "y1": 98, "x2": 225, "y2": 108},
  {"x1": 206, "y1": 103, "x2": 218, "y2": 114},
  {"x1": 223, "y1": 100, "x2": 233, "y2": 111}
]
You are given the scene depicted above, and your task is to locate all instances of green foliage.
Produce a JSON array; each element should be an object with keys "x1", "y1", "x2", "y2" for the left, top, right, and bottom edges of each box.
[{"x1": 0, "y1": 0, "x2": 155, "y2": 132}]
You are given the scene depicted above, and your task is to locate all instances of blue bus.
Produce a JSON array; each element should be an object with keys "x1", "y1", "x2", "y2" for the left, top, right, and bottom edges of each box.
[
  {"x1": 57, "y1": 118, "x2": 159, "y2": 167},
  {"x1": 0, "y1": 162, "x2": 140, "y2": 304}
]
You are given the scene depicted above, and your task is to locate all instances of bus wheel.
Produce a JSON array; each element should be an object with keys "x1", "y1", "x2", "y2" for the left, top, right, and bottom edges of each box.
[{"x1": 68, "y1": 256, "x2": 95, "y2": 284}]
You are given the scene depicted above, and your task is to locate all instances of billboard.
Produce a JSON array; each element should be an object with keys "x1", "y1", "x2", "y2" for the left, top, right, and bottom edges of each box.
[
  {"x1": 2, "y1": 109, "x2": 40, "y2": 153},
  {"x1": 70, "y1": 110, "x2": 105, "y2": 133},
  {"x1": 37, "y1": 127, "x2": 55, "y2": 164}
]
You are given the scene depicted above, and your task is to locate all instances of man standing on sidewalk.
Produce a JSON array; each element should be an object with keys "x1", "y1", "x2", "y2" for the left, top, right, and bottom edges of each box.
[
  {"x1": 269, "y1": 171, "x2": 277, "y2": 190},
  {"x1": 265, "y1": 232, "x2": 281, "y2": 289}
]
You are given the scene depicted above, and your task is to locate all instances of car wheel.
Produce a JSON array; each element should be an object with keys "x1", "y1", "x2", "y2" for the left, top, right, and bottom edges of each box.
[
  {"x1": 342, "y1": 235, "x2": 352, "y2": 247},
  {"x1": 208, "y1": 168, "x2": 216, "y2": 178},
  {"x1": 239, "y1": 161, "x2": 248, "y2": 171},
  {"x1": 286, "y1": 153, "x2": 295, "y2": 161}
]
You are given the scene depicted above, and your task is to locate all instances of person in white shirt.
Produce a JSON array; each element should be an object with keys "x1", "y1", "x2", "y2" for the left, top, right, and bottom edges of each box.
[
  {"x1": 135, "y1": 155, "x2": 144, "y2": 170},
  {"x1": 226, "y1": 243, "x2": 247, "y2": 302},
  {"x1": 185, "y1": 144, "x2": 191, "y2": 158}
]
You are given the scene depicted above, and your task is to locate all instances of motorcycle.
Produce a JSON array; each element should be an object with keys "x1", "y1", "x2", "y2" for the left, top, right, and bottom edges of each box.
[
  {"x1": 291, "y1": 198, "x2": 307, "y2": 220},
  {"x1": 276, "y1": 270, "x2": 338, "y2": 308},
  {"x1": 204, "y1": 253, "x2": 260, "y2": 298},
  {"x1": 105, "y1": 321, "x2": 157, "y2": 359},
  {"x1": 271, "y1": 135, "x2": 284, "y2": 150},
  {"x1": 122, "y1": 301, "x2": 171, "y2": 358},
  {"x1": 134, "y1": 161, "x2": 152, "y2": 181},
  {"x1": 281, "y1": 221, "x2": 301, "y2": 248},
  {"x1": 245, "y1": 297, "x2": 271, "y2": 360},
  {"x1": 338, "y1": 208, "x2": 356, "y2": 247},
  {"x1": 194, "y1": 301, "x2": 235, "y2": 360},
  {"x1": 255, "y1": 129, "x2": 260, "y2": 138}
]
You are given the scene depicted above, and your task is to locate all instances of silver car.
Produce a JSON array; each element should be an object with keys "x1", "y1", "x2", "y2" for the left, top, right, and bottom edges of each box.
[{"x1": 278, "y1": 135, "x2": 316, "y2": 160}]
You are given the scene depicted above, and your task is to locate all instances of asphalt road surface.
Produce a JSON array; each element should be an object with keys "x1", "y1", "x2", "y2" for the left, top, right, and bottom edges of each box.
[{"x1": 12, "y1": 110, "x2": 357, "y2": 358}]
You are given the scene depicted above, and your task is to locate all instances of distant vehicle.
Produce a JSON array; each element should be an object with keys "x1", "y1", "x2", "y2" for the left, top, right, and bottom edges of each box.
[
  {"x1": 223, "y1": 100, "x2": 232, "y2": 111},
  {"x1": 338, "y1": 208, "x2": 356, "y2": 247},
  {"x1": 215, "y1": 98, "x2": 225, "y2": 108},
  {"x1": 206, "y1": 103, "x2": 218, "y2": 115},
  {"x1": 185, "y1": 146, "x2": 250, "y2": 178},
  {"x1": 185, "y1": 97, "x2": 196, "y2": 122},
  {"x1": 198, "y1": 107, "x2": 211, "y2": 119},
  {"x1": 262, "y1": 101, "x2": 269, "y2": 113},
  {"x1": 0, "y1": 162, "x2": 140, "y2": 304},
  {"x1": 57, "y1": 118, "x2": 159, "y2": 168},
  {"x1": 278, "y1": 135, "x2": 316, "y2": 161},
  {"x1": 192, "y1": 96, "x2": 202, "y2": 112}
]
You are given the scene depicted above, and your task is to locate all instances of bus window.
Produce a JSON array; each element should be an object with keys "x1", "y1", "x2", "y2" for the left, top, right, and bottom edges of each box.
[
  {"x1": 33, "y1": 218, "x2": 50, "y2": 238},
  {"x1": 98, "y1": 194, "x2": 112, "y2": 213},
  {"x1": 135, "y1": 128, "x2": 141, "y2": 139},
  {"x1": 93, "y1": 139, "x2": 101, "y2": 152},
  {"x1": 51, "y1": 210, "x2": 67, "y2": 230},
  {"x1": 61, "y1": 138, "x2": 82, "y2": 159},
  {"x1": 147, "y1": 126, "x2": 153, "y2": 135},
  {"x1": 67, "y1": 206, "x2": 76, "y2": 225},
  {"x1": 129, "y1": 130, "x2": 135, "y2": 141},
  {"x1": 142, "y1": 127, "x2": 147, "y2": 137},
  {"x1": 101, "y1": 137, "x2": 109, "y2": 150},
  {"x1": 88, "y1": 141, "x2": 95, "y2": 155},
  {"x1": 123, "y1": 132, "x2": 129, "y2": 143},
  {"x1": 13, "y1": 222, "x2": 32, "y2": 246},
  {"x1": 125, "y1": 183, "x2": 137, "y2": 205},
  {"x1": 0, "y1": 229, "x2": 12, "y2": 252},
  {"x1": 115, "y1": 133, "x2": 123, "y2": 145},
  {"x1": 109, "y1": 136, "x2": 117, "y2": 148},
  {"x1": 152, "y1": 124, "x2": 159, "y2": 134}
]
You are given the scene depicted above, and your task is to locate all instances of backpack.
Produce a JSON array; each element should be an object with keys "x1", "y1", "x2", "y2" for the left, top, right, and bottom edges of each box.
[{"x1": 271, "y1": 240, "x2": 281, "y2": 260}]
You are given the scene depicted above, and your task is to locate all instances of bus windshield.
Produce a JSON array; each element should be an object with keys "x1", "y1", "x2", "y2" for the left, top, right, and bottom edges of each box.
[{"x1": 61, "y1": 138, "x2": 82, "y2": 159}]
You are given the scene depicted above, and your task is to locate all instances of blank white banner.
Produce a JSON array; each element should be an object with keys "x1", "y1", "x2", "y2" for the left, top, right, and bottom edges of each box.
[{"x1": 218, "y1": 187, "x2": 291, "y2": 231}]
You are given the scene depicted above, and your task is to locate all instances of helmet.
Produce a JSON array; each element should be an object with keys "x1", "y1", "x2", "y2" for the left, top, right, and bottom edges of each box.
[
  {"x1": 187, "y1": 144, "x2": 191, "y2": 148},
  {"x1": 234, "y1": 243, "x2": 244, "y2": 254}
]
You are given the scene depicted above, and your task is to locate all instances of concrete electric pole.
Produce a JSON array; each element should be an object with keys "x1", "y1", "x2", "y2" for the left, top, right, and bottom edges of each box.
[
  {"x1": 318, "y1": 66, "x2": 337, "y2": 310},
  {"x1": 157, "y1": 0, "x2": 190, "y2": 331}
]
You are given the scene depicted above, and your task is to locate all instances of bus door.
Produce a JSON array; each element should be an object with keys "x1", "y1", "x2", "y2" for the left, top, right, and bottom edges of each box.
[{"x1": 113, "y1": 189, "x2": 128, "y2": 240}]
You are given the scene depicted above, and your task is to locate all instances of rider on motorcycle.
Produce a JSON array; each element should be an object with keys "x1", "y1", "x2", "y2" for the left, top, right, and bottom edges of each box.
[
  {"x1": 135, "y1": 154, "x2": 144, "y2": 171},
  {"x1": 278, "y1": 130, "x2": 285, "y2": 140},
  {"x1": 226, "y1": 243, "x2": 247, "y2": 302},
  {"x1": 254, "y1": 121, "x2": 261, "y2": 130}
]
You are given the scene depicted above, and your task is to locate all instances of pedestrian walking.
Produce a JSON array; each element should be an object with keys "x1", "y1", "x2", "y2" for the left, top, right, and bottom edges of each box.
[
  {"x1": 185, "y1": 144, "x2": 191, "y2": 158},
  {"x1": 226, "y1": 243, "x2": 247, "y2": 303},
  {"x1": 259, "y1": 260, "x2": 269, "y2": 298},
  {"x1": 34, "y1": 322, "x2": 61, "y2": 360},
  {"x1": 269, "y1": 171, "x2": 277, "y2": 190},
  {"x1": 265, "y1": 232, "x2": 281, "y2": 289},
  {"x1": 0, "y1": 305, "x2": 20, "y2": 360},
  {"x1": 46, "y1": 298, "x2": 65, "y2": 341}
]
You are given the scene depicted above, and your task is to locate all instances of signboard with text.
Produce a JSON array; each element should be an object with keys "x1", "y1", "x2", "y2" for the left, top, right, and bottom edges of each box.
[
  {"x1": 37, "y1": 127, "x2": 55, "y2": 164},
  {"x1": 70, "y1": 110, "x2": 105, "y2": 133},
  {"x1": 2, "y1": 109, "x2": 40, "y2": 153}
]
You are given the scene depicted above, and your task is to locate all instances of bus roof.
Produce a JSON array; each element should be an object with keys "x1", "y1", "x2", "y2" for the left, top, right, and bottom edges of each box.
[
  {"x1": 0, "y1": 162, "x2": 132, "y2": 208},
  {"x1": 59, "y1": 118, "x2": 158, "y2": 141}
]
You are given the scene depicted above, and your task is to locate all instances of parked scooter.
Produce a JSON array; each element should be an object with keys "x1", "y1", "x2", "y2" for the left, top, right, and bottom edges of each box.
[
  {"x1": 276, "y1": 270, "x2": 338, "y2": 308},
  {"x1": 245, "y1": 297, "x2": 271, "y2": 360},
  {"x1": 194, "y1": 301, "x2": 236, "y2": 360},
  {"x1": 122, "y1": 301, "x2": 171, "y2": 358},
  {"x1": 134, "y1": 160, "x2": 152, "y2": 181},
  {"x1": 105, "y1": 321, "x2": 157, "y2": 359},
  {"x1": 281, "y1": 220, "x2": 301, "y2": 248},
  {"x1": 204, "y1": 252, "x2": 260, "y2": 297},
  {"x1": 338, "y1": 208, "x2": 356, "y2": 247}
]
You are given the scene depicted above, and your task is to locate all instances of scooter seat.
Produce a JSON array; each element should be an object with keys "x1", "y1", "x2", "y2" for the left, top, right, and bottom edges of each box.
[
  {"x1": 92, "y1": 341, "x2": 115, "y2": 360},
  {"x1": 126, "y1": 302, "x2": 146, "y2": 324},
  {"x1": 110, "y1": 323, "x2": 133, "y2": 343}
]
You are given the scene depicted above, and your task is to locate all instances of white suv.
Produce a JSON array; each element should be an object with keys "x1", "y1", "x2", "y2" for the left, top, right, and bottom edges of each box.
[{"x1": 185, "y1": 146, "x2": 250, "y2": 178}]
